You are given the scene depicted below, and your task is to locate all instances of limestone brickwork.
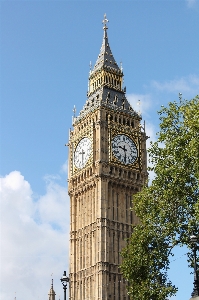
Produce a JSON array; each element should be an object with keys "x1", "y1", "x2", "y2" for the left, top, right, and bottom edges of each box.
[{"x1": 68, "y1": 15, "x2": 148, "y2": 300}]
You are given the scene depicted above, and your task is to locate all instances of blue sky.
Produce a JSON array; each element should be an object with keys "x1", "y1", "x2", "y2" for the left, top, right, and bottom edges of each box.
[{"x1": 1, "y1": 1, "x2": 199, "y2": 299}]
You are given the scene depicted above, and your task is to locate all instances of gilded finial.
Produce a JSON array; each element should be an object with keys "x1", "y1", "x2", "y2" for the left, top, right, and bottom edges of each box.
[
  {"x1": 102, "y1": 13, "x2": 109, "y2": 31},
  {"x1": 73, "y1": 105, "x2": 76, "y2": 118},
  {"x1": 120, "y1": 61, "x2": 123, "y2": 72},
  {"x1": 89, "y1": 61, "x2": 92, "y2": 75},
  {"x1": 137, "y1": 99, "x2": 141, "y2": 116}
]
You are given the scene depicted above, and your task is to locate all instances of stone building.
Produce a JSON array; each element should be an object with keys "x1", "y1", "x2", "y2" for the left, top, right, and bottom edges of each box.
[{"x1": 67, "y1": 14, "x2": 148, "y2": 300}]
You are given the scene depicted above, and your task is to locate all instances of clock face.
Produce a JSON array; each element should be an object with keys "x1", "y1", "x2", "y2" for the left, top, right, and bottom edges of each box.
[
  {"x1": 112, "y1": 134, "x2": 137, "y2": 165},
  {"x1": 74, "y1": 137, "x2": 92, "y2": 169}
]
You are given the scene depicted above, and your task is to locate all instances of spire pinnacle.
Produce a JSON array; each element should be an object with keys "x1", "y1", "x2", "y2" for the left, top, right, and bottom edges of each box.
[
  {"x1": 89, "y1": 61, "x2": 92, "y2": 75},
  {"x1": 102, "y1": 13, "x2": 108, "y2": 31},
  {"x1": 91, "y1": 14, "x2": 121, "y2": 75},
  {"x1": 48, "y1": 278, "x2": 56, "y2": 300},
  {"x1": 120, "y1": 61, "x2": 123, "y2": 72},
  {"x1": 73, "y1": 105, "x2": 76, "y2": 117},
  {"x1": 74, "y1": 15, "x2": 140, "y2": 123}
]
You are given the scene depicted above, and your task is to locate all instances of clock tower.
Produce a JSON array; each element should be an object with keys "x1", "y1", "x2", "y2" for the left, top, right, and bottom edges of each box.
[{"x1": 68, "y1": 15, "x2": 148, "y2": 300}]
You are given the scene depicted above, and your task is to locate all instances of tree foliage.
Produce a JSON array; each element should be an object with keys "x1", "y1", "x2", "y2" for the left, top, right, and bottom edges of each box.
[{"x1": 121, "y1": 95, "x2": 199, "y2": 300}]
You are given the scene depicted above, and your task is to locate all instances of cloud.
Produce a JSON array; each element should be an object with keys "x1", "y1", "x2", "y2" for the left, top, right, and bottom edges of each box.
[
  {"x1": 186, "y1": 0, "x2": 197, "y2": 8},
  {"x1": 0, "y1": 171, "x2": 70, "y2": 300},
  {"x1": 145, "y1": 122, "x2": 157, "y2": 147},
  {"x1": 127, "y1": 93, "x2": 152, "y2": 117},
  {"x1": 151, "y1": 75, "x2": 199, "y2": 96},
  {"x1": 61, "y1": 160, "x2": 68, "y2": 175},
  {"x1": 37, "y1": 177, "x2": 69, "y2": 231}
]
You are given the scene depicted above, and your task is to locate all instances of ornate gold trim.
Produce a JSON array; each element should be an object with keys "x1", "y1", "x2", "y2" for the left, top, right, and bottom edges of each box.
[
  {"x1": 109, "y1": 128, "x2": 142, "y2": 170},
  {"x1": 70, "y1": 128, "x2": 93, "y2": 176}
]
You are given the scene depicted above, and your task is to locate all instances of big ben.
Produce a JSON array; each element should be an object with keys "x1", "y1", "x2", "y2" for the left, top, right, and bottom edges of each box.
[{"x1": 67, "y1": 15, "x2": 148, "y2": 300}]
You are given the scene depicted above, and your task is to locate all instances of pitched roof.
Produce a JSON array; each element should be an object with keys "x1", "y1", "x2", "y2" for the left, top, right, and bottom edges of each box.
[{"x1": 92, "y1": 26, "x2": 121, "y2": 74}]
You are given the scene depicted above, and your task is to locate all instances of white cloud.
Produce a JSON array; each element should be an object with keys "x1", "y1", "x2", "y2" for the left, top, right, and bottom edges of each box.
[
  {"x1": 145, "y1": 121, "x2": 157, "y2": 148},
  {"x1": 151, "y1": 75, "x2": 199, "y2": 96},
  {"x1": 0, "y1": 171, "x2": 70, "y2": 300},
  {"x1": 127, "y1": 93, "x2": 152, "y2": 117},
  {"x1": 186, "y1": 0, "x2": 197, "y2": 8},
  {"x1": 61, "y1": 160, "x2": 68, "y2": 175},
  {"x1": 37, "y1": 177, "x2": 69, "y2": 230}
]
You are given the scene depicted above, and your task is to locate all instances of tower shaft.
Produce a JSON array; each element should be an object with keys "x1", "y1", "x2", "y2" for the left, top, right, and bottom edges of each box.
[{"x1": 68, "y1": 15, "x2": 147, "y2": 300}]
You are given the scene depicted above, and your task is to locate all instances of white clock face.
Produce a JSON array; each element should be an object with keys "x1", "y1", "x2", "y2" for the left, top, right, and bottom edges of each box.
[
  {"x1": 74, "y1": 137, "x2": 92, "y2": 169},
  {"x1": 112, "y1": 134, "x2": 137, "y2": 165}
]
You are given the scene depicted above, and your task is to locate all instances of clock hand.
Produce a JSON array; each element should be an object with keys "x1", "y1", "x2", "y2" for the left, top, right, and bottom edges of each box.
[
  {"x1": 119, "y1": 145, "x2": 127, "y2": 152},
  {"x1": 79, "y1": 149, "x2": 85, "y2": 164},
  {"x1": 124, "y1": 151, "x2": 127, "y2": 163},
  {"x1": 119, "y1": 145, "x2": 127, "y2": 163}
]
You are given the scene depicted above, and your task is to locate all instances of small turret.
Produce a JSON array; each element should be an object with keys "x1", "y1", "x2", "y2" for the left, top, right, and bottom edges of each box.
[{"x1": 48, "y1": 279, "x2": 56, "y2": 300}]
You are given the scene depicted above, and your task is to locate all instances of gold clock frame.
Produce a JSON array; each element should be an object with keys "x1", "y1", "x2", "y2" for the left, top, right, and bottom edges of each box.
[
  {"x1": 70, "y1": 127, "x2": 93, "y2": 175},
  {"x1": 109, "y1": 127, "x2": 142, "y2": 170}
]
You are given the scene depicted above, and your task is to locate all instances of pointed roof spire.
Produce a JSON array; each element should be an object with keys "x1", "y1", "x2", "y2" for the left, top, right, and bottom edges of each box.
[
  {"x1": 92, "y1": 14, "x2": 121, "y2": 74},
  {"x1": 48, "y1": 279, "x2": 56, "y2": 300},
  {"x1": 74, "y1": 14, "x2": 140, "y2": 123}
]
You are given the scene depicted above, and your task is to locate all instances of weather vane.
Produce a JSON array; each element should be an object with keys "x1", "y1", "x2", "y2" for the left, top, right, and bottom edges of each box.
[{"x1": 102, "y1": 13, "x2": 109, "y2": 31}]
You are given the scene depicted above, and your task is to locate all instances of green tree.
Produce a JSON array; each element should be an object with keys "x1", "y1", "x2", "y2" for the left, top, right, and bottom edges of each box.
[{"x1": 121, "y1": 95, "x2": 199, "y2": 300}]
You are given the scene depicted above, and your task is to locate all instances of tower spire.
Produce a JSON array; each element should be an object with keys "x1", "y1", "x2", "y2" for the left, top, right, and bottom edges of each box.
[
  {"x1": 91, "y1": 13, "x2": 121, "y2": 74},
  {"x1": 74, "y1": 15, "x2": 140, "y2": 123},
  {"x1": 48, "y1": 278, "x2": 56, "y2": 300}
]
